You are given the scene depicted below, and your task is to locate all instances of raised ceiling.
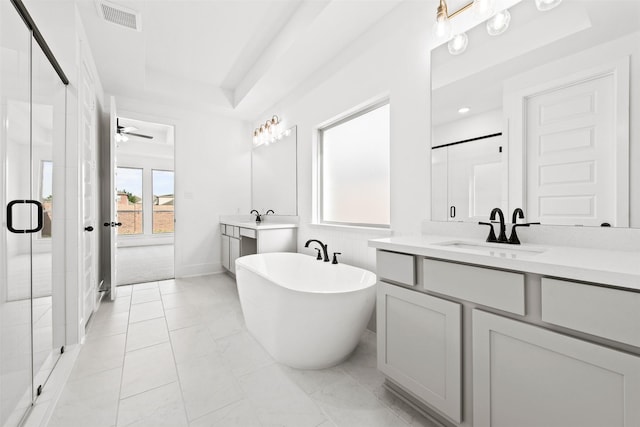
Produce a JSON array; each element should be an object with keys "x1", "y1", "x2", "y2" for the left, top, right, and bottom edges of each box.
[{"x1": 76, "y1": 0, "x2": 404, "y2": 119}]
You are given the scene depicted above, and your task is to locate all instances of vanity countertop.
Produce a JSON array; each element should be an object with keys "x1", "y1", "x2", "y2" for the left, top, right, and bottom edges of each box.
[
  {"x1": 369, "y1": 235, "x2": 640, "y2": 291},
  {"x1": 221, "y1": 219, "x2": 298, "y2": 230}
]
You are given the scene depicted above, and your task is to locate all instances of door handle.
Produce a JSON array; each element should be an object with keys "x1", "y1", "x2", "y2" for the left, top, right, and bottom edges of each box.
[
  {"x1": 450, "y1": 205, "x2": 456, "y2": 218},
  {"x1": 84, "y1": 226, "x2": 94, "y2": 232},
  {"x1": 103, "y1": 222, "x2": 122, "y2": 227},
  {"x1": 7, "y1": 200, "x2": 43, "y2": 234}
]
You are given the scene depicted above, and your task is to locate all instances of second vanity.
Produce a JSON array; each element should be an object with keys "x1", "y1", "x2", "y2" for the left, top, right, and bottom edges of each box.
[
  {"x1": 220, "y1": 219, "x2": 297, "y2": 275},
  {"x1": 369, "y1": 235, "x2": 640, "y2": 427}
]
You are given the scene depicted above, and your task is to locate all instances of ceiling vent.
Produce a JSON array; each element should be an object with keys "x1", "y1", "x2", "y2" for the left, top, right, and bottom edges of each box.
[{"x1": 96, "y1": 1, "x2": 141, "y2": 32}]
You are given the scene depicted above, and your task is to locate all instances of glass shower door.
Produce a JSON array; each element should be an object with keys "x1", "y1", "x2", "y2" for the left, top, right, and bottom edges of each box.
[
  {"x1": 30, "y1": 33, "x2": 66, "y2": 398},
  {"x1": 0, "y1": 2, "x2": 35, "y2": 425}
]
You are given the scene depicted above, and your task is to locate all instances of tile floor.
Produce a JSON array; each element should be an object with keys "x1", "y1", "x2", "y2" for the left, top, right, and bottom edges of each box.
[{"x1": 47, "y1": 274, "x2": 437, "y2": 427}]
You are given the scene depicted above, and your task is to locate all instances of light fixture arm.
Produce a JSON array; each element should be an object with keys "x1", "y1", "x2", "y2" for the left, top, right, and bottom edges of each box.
[{"x1": 438, "y1": 0, "x2": 474, "y2": 21}]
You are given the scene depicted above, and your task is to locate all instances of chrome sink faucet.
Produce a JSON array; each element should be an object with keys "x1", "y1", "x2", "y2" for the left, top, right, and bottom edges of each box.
[{"x1": 304, "y1": 239, "x2": 329, "y2": 262}]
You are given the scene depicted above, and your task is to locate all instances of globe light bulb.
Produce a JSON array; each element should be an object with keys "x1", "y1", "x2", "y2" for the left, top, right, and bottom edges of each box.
[
  {"x1": 473, "y1": 0, "x2": 495, "y2": 20},
  {"x1": 433, "y1": 16, "x2": 452, "y2": 42},
  {"x1": 486, "y1": 9, "x2": 511, "y2": 36},
  {"x1": 448, "y1": 33, "x2": 468, "y2": 55},
  {"x1": 535, "y1": 0, "x2": 562, "y2": 11}
]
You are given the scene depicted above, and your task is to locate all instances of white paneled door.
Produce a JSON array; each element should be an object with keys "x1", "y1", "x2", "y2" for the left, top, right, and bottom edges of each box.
[
  {"x1": 80, "y1": 54, "x2": 98, "y2": 325},
  {"x1": 108, "y1": 96, "x2": 118, "y2": 300},
  {"x1": 525, "y1": 73, "x2": 621, "y2": 226}
]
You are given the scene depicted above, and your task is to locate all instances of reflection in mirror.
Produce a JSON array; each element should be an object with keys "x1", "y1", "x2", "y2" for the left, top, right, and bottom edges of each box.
[
  {"x1": 431, "y1": 0, "x2": 640, "y2": 227},
  {"x1": 251, "y1": 126, "x2": 297, "y2": 216}
]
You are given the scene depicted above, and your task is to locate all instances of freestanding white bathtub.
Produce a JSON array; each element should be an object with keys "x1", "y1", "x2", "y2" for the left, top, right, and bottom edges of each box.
[{"x1": 235, "y1": 252, "x2": 376, "y2": 369}]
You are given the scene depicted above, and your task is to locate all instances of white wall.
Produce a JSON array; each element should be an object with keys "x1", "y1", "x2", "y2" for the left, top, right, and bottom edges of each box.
[
  {"x1": 116, "y1": 98, "x2": 251, "y2": 278},
  {"x1": 258, "y1": 1, "x2": 431, "y2": 274}
]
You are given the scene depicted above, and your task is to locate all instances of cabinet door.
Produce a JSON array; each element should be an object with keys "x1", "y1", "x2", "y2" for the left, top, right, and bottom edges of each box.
[
  {"x1": 230, "y1": 237, "x2": 240, "y2": 274},
  {"x1": 473, "y1": 310, "x2": 640, "y2": 427},
  {"x1": 221, "y1": 235, "x2": 230, "y2": 270},
  {"x1": 377, "y1": 282, "x2": 462, "y2": 422}
]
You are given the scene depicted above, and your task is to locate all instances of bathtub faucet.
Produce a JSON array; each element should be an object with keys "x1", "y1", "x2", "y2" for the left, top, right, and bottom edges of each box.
[{"x1": 304, "y1": 239, "x2": 330, "y2": 262}]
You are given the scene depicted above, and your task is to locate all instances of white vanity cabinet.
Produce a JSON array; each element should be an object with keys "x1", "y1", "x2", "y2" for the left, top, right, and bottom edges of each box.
[
  {"x1": 377, "y1": 281, "x2": 462, "y2": 422},
  {"x1": 370, "y1": 238, "x2": 640, "y2": 427},
  {"x1": 220, "y1": 221, "x2": 297, "y2": 275},
  {"x1": 473, "y1": 309, "x2": 640, "y2": 427}
]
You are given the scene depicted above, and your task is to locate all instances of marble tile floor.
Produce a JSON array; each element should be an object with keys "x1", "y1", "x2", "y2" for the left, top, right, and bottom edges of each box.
[{"x1": 47, "y1": 274, "x2": 438, "y2": 427}]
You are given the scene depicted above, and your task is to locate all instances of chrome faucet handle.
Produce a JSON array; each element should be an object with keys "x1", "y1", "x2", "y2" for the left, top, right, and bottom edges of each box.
[
  {"x1": 479, "y1": 222, "x2": 498, "y2": 243},
  {"x1": 314, "y1": 248, "x2": 322, "y2": 260},
  {"x1": 332, "y1": 252, "x2": 341, "y2": 265}
]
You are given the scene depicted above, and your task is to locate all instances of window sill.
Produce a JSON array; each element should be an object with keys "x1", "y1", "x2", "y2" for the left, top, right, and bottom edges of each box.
[{"x1": 309, "y1": 222, "x2": 393, "y2": 236}]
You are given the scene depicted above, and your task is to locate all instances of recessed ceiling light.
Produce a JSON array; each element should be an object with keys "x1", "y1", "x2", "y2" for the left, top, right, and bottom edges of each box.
[{"x1": 458, "y1": 107, "x2": 471, "y2": 114}]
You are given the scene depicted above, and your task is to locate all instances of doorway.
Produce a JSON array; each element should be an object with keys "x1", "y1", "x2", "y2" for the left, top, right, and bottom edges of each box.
[{"x1": 114, "y1": 117, "x2": 175, "y2": 285}]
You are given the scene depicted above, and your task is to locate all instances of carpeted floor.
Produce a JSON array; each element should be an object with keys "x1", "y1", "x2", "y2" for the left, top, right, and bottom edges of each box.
[{"x1": 116, "y1": 245, "x2": 174, "y2": 286}]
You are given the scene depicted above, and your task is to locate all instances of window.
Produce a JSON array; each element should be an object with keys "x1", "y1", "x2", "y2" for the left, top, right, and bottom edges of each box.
[
  {"x1": 115, "y1": 167, "x2": 143, "y2": 235},
  {"x1": 319, "y1": 102, "x2": 390, "y2": 227},
  {"x1": 152, "y1": 170, "x2": 174, "y2": 234},
  {"x1": 41, "y1": 161, "x2": 53, "y2": 238}
]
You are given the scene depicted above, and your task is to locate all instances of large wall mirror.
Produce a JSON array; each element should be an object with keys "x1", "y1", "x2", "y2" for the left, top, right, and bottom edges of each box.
[
  {"x1": 251, "y1": 126, "x2": 298, "y2": 215},
  {"x1": 431, "y1": 0, "x2": 639, "y2": 227}
]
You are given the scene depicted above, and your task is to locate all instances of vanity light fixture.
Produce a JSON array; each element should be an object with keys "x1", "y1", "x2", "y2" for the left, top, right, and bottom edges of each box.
[
  {"x1": 252, "y1": 115, "x2": 286, "y2": 146},
  {"x1": 434, "y1": 0, "x2": 562, "y2": 54}
]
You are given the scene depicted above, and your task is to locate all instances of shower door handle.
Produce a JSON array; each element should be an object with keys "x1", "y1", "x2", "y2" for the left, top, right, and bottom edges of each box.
[{"x1": 7, "y1": 200, "x2": 44, "y2": 234}]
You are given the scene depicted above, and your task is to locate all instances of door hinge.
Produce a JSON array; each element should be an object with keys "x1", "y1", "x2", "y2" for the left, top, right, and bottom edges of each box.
[
  {"x1": 37, "y1": 385, "x2": 42, "y2": 396},
  {"x1": 60, "y1": 345, "x2": 65, "y2": 354}
]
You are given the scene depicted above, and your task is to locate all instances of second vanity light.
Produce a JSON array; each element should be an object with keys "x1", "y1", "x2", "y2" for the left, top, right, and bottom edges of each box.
[{"x1": 252, "y1": 115, "x2": 291, "y2": 147}]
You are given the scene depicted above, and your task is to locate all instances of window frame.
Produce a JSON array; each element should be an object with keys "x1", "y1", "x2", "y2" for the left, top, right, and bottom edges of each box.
[
  {"x1": 317, "y1": 99, "x2": 391, "y2": 229},
  {"x1": 115, "y1": 166, "x2": 144, "y2": 236},
  {"x1": 151, "y1": 169, "x2": 175, "y2": 235}
]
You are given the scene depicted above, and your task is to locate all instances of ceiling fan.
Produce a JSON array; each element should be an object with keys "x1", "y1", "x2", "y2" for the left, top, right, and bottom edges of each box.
[{"x1": 116, "y1": 118, "x2": 153, "y2": 140}]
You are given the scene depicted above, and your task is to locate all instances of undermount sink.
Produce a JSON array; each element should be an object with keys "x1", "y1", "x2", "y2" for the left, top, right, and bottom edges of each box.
[{"x1": 435, "y1": 241, "x2": 546, "y2": 258}]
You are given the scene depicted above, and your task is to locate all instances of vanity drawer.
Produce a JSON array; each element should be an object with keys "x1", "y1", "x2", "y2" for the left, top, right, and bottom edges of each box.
[
  {"x1": 221, "y1": 224, "x2": 227, "y2": 235},
  {"x1": 541, "y1": 278, "x2": 640, "y2": 347},
  {"x1": 423, "y1": 259, "x2": 525, "y2": 315},
  {"x1": 240, "y1": 227, "x2": 256, "y2": 239},
  {"x1": 231, "y1": 226, "x2": 240, "y2": 238},
  {"x1": 376, "y1": 251, "x2": 415, "y2": 286}
]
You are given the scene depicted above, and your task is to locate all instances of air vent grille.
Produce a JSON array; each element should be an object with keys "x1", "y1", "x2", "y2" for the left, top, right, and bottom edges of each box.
[{"x1": 97, "y1": 1, "x2": 141, "y2": 31}]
